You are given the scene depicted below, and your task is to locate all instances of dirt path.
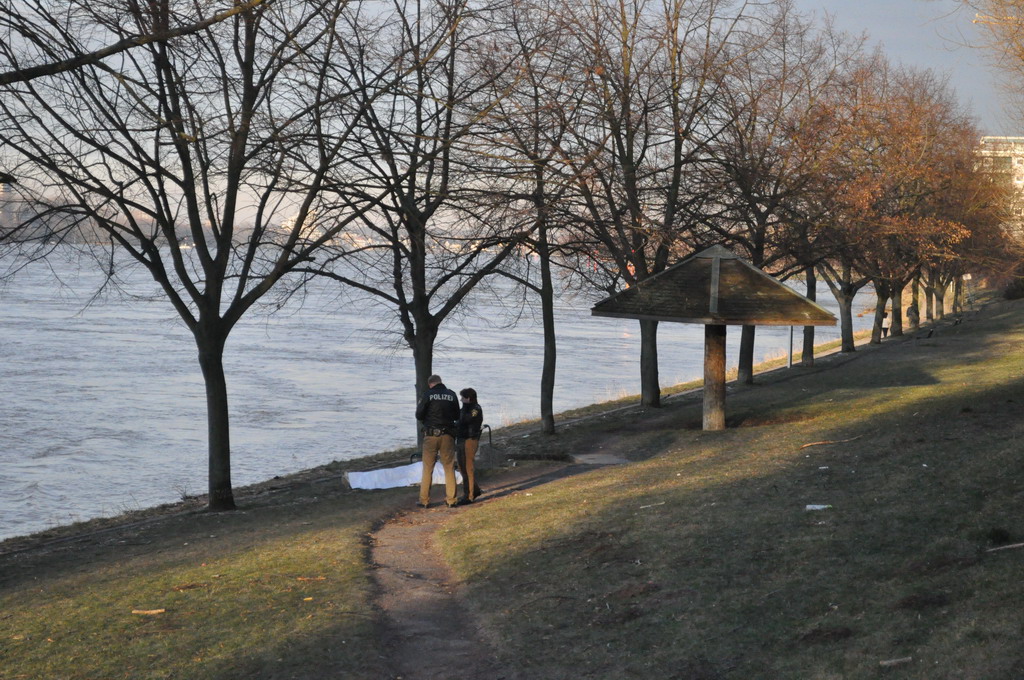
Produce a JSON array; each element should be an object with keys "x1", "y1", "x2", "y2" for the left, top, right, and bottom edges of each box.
[
  {"x1": 370, "y1": 462, "x2": 607, "y2": 680},
  {"x1": 372, "y1": 506, "x2": 506, "y2": 680}
]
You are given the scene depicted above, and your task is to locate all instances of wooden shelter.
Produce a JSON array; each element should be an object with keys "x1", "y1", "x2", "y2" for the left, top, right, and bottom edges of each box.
[{"x1": 591, "y1": 245, "x2": 836, "y2": 430}]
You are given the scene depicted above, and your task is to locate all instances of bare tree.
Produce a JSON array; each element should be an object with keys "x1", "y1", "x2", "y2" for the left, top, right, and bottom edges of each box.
[
  {"x1": 965, "y1": 2, "x2": 1024, "y2": 113},
  {"x1": 304, "y1": 0, "x2": 528, "y2": 422},
  {"x1": 546, "y1": 0, "x2": 764, "y2": 407},
  {"x1": 464, "y1": 0, "x2": 589, "y2": 435},
  {"x1": 700, "y1": 5, "x2": 856, "y2": 380},
  {"x1": 0, "y1": 0, "x2": 377, "y2": 510},
  {"x1": 0, "y1": 0, "x2": 270, "y2": 85}
]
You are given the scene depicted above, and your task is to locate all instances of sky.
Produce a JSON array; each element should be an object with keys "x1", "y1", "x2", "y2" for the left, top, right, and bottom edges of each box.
[{"x1": 791, "y1": 0, "x2": 1017, "y2": 135}]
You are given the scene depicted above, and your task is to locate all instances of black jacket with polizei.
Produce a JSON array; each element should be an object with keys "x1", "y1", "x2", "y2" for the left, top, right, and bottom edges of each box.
[
  {"x1": 415, "y1": 383, "x2": 460, "y2": 433},
  {"x1": 457, "y1": 402, "x2": 483, "y2": 439}
]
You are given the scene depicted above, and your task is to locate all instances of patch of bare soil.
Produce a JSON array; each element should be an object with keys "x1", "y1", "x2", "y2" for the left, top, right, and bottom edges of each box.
[
  {"x1": 370, "y1": 462, "x2": 602, "y2": 680},
  {"x1": 372, "y1": 508, "x2": 506, "y2": 680}
]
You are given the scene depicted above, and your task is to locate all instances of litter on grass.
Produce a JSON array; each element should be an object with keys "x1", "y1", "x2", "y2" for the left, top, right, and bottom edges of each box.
[
  {"x1": 346, "y1": 461, "x2": 463, "y2": 490},
  {"x1": 879, "y1": 657, "x2": 912, "y2": 667}
]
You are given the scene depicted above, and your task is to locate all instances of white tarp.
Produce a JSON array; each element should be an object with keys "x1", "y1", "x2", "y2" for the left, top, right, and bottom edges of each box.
[{"x1": 346, "y1": 461, "x2": 463, "y2": 490}]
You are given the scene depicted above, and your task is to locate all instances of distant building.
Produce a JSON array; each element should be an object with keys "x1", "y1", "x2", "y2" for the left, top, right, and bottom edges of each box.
[
  {"x1": 977, "y1": 136, "x2": 1024, "y2": 187},
  {"x1": 977, "y1": 137, "x2": 1024, "y2": 236}
]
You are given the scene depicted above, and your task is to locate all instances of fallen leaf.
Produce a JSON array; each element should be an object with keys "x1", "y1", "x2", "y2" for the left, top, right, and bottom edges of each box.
[{"x1": 132, "y1": 609, "x2": 166, "y2": 616}]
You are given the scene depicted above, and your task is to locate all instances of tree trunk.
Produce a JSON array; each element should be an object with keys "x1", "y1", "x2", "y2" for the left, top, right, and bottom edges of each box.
[
  {"x1": 639, "y1": 318, "x2": 661, "y2": 407},
  {"x1": 737, "y1": 325, "x2": 755, "y2": 384},
  {"x1": 801, "y1": 267, "x2": 815, "y2": 366},
  {"x1": 413, "y1": 338, "x2": 434, "y2": 400},
  {"x1": 929, "y1": 270, "x2": 942, "y2": 319},
  {"x1": 819, "y1": 263, "x2": 860, "y2": 353},
  {"x1": 924, "y1": 272, "x2": 934, "y2": 322},
  {"x1": 538, "y1": 225, "x2": 557, "y2": 435},
  {"x1": 412, "y1": 326, "x2": 437, "y2": 446},
  {"x1": 891, "y1": 282, "x2": 904, "y2": 337},
  {"x1": 195, "y1": 327, "x2": 236, "y2": 511},
  {"x1": 911, "y1": 273, "x2": 921, "y2": 330},
  {"x1": 871, "y1": 283, "x2": 890, "y2": 344},
  {"x1": 952, "y1": 276, "x2": 963, "y2": 314},
  {"x1": 703, "y1": 324, "x2": 727, "y2": 430},
  {"x1": 836, "y1": 292, "x2": 856, "y2": 352},
  {"x1": 930, "y1": 270, "x2": 945, "y2": 319}
]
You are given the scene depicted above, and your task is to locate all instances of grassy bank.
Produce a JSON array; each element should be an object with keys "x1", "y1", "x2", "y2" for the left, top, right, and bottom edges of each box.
[
  {"x1": 2, "y1": 301, "x2": 1019, "y2": 679},
  {"x1": 0, "y1": 482, "x2": 408, "y2": 679},
  {"x1": 438, "y1": 300, "x2": 1024, "y2": 678}
]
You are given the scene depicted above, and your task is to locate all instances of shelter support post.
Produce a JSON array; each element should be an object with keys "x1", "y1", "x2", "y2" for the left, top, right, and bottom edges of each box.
[{"x1": 703, "y1": 324, "x2": 727, "y2": 431}]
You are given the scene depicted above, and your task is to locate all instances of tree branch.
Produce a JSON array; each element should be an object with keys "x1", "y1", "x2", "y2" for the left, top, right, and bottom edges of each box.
[{"x1": 0, "y1": 0, "x2": 271, "y2": 86}]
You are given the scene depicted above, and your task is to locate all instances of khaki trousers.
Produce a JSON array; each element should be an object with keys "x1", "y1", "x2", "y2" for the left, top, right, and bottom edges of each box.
[
  {"x1": 419, "y1": 434, "x2": 457, "y2": 507},
  {"x1": 457, "y1": 437, "x2": 481, "y2": 501}
]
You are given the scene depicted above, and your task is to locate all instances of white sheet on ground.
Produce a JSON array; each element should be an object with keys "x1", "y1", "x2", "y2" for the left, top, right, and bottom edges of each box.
[{"x1": 346, "y1": 461, "x2": 463, "y2": 490}]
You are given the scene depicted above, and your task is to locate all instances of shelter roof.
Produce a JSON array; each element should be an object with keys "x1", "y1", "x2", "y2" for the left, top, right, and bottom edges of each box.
[{"x1": 591, "y1": 245, "x2": 836, "y2": 326}]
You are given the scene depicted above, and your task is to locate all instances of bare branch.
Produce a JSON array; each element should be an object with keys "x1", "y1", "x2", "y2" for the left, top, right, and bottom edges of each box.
[{"x1": 0, "y1": 0, "x2": 273, "y2": 85}]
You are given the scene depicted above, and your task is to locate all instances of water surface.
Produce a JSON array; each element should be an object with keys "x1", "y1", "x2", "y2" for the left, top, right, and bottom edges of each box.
[{"x1": 0, "y1": 253, "x2": 874, "y2": 539}]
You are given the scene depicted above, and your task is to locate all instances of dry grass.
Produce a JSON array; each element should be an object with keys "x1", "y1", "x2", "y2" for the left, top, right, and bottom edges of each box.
[
  {"x1": 0, "y1": 480, "x2": 408, "y2": 679},
  {"x1": 439, "y1": 300, "x2": 1024, "y2": 678},
  {"x1": 2, "y1": 298, "x2": 1020, "y2": 679}
]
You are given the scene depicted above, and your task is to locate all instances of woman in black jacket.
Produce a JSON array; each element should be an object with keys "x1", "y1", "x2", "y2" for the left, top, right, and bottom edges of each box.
[{"x1": 456, "y1": 388, "x2": 484, "y2": 504}]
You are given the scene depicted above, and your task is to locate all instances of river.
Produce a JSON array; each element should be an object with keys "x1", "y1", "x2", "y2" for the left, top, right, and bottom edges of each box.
[{"x1": 0, "y1": 250, "x2": 874, "y2": 540}]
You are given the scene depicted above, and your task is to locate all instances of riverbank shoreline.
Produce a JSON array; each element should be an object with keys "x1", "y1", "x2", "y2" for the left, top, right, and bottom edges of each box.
[
  {"x1": 0, "y1": 310, "x2": 946, "y2": 555},
  {"x1": 1, "y1": 258, "x2": 880, "y2": 544}
]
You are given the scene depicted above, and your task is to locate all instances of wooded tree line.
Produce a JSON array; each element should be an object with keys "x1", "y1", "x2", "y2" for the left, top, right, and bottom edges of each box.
[{"x1": 1, "y1": 0, "x2": 1019, "y2": 510}]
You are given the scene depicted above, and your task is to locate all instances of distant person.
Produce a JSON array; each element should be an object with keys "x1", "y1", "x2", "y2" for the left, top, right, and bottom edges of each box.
[
  {"x1": 907, "y1": 302, "x2": 920, "y2": 329},
  {"x1": 881, "y1": 310, "x2": 890, "y2": 338},
  {"x1": 456, "y1": 387, "x2": 484, "y2": 504},
  {"x1": 415, "y1": 374, "x2": 460, "y2": 508}
]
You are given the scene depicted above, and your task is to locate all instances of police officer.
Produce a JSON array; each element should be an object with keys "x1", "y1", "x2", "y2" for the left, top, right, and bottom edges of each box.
[
  {"x1": 456, "y1": 387, "x2": 484, "y2": 504},
  {"x1": 415, "y1": 374, "x2": 460, "y2": 508}
]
